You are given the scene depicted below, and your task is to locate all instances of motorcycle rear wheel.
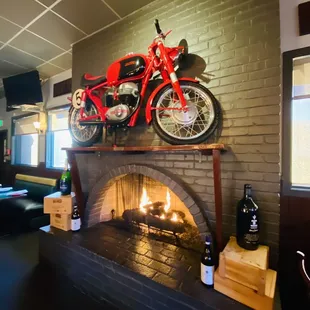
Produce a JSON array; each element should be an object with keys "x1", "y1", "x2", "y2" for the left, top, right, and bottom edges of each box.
[
  {"x1": 151, "y1": 81, "x2": 220, "y2": 145},
  {"x1": 68, "y1": 102, "x2": 102, "y2": 147}
]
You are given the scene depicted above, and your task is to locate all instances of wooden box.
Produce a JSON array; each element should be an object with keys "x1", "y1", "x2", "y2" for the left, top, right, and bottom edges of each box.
[
  {"x1": 219, "y1": 236, "x2": 269, "y2": 295},
  {"x1": 44, "y1": 191, "x2": 75, "y2": 214},
  {"x1": 215, "y1": 269, "x2": 277, "y2": 310},
  {"x1": 50, "y1": 213, "x2": 71, "y2": 231}
]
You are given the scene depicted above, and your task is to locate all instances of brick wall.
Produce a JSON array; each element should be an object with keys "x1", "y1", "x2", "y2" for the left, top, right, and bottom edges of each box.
[{"x1": 72, "y1": 0, "x2": 281, "y2": 265}]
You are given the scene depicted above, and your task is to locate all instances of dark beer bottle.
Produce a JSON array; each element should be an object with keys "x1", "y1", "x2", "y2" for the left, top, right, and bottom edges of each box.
[
  {"x1": 236, "y1": 184, "x2": 259, "y2": 250},
  {"x1": 200, "y1": 235, "x2": 215, "y2": 288}
]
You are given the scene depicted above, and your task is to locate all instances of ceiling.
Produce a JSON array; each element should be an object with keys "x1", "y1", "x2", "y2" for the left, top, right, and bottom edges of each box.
[{"x1": 0, "y1": 0, "x2": 156, "y2": 88}]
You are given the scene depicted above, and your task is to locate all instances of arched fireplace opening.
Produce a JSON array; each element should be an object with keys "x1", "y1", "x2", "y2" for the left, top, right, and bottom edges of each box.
[{"x1": 85, "y1": 165, "x2": 209, "y2": 250}]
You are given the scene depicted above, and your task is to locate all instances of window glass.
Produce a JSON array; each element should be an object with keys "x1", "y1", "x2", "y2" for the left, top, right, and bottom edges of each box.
[
  {"x1": 12, "y1": 114, "x2": 39, "y2": 166},
  {"x1": 291, "y1": 56, "x2": 310, "y2": 187},
  {"x1": 14, "y1": 114, "x2": 38, "y2": 135},
  {"x1": 293, "y1": 56, "x2": 310, "y2": 98},
  {"x1": 46, "y1": 107, "x2": 72, "y2": 169}
]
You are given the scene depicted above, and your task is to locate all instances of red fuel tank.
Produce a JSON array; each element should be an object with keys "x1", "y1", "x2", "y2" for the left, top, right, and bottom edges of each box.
[{"x1": 106, "y1": 54, "x2": 149, "y2": 85}]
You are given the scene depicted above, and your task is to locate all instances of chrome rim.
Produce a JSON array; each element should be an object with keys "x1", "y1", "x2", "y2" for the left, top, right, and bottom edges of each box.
[
  {"x1": 70, "y1": 106, "x2": 99, "y2": 142},
  {"x1": 155, "y1": 85, "x2": 215, "y2": 140}
]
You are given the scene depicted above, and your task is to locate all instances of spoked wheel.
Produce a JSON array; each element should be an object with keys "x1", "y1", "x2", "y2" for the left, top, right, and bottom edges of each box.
[
  {"x1": 151, "y1": 81, "x2": 220, "y2": 145},
  {"x1": 68, "y1": 101, "x2": 102, "y2": 147}
]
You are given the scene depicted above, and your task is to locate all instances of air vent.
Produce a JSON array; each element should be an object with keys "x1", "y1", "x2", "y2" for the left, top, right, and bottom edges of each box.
[{"x1": 53, "y1": 78, "x2": 72, "y2": 98}]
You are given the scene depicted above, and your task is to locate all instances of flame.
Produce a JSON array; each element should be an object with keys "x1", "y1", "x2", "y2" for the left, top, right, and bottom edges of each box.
[
  {"x1": 139, "y1": 187, "x2": 152, "y2": 214},
  {"x1": 171, "y1": 212, "x2": 179, "y2": 222},
  {"x1": 138, "y1": 188, "x2": 183, "y2": 224},
  {"x1": 164, "y1": 190, "x2": 171, "y2": 213}
]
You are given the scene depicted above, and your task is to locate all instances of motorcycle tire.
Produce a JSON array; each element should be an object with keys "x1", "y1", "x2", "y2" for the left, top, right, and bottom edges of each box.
[
  {"x1": 68, "y1": 102, "x2": 102, "y2": 147},
  {"x1": 151, "y1": 81, "x2": 220, "y2": 145}
]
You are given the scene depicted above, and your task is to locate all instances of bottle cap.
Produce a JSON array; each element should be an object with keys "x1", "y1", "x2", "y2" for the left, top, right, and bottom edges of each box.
[{"x1": 244, "y1": 184, "x2": 252, "y2": 188}]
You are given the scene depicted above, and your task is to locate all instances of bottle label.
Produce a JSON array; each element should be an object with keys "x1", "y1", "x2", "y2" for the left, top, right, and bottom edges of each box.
[
  {"x1": 201, "y1": 264, "x2": 214, "y2": 285},
  {"x1": 71, "y1": 218, "x2": 81, "y2": 231},
  {"x1": 249, "y1": 214, "x2": 258, "y2": 231},
  {"x1": 244, "y1": 233, "x2": 259, "y2": 243},
  {"x1": 60, "y1": 181, "x2": 68, "y2": 191}
]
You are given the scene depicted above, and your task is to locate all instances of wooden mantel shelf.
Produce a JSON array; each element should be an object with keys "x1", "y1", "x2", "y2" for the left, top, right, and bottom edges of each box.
[
  {"x1": 62, "y1": 143, "x2": 226, "y2": 155},
  {"x1": 65, "y1": 143, "x2": 226, "y2": 251}
]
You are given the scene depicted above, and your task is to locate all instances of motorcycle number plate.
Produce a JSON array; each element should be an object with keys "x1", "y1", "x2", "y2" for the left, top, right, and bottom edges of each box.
[{"x1": 72, "y1": 89, "x2": 84, "y2": 109}]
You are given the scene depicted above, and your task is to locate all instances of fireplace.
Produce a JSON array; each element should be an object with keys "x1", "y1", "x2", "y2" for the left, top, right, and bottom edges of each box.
[
  {"x1": 84, "y1": 164, "x2": 210, "y2": 251},
  {"x1": 96, "y1": 173, "x2": 203, "y2": 250},
  {"x1": 39, "y1": 146, "x2": 247, "y2": 309}
]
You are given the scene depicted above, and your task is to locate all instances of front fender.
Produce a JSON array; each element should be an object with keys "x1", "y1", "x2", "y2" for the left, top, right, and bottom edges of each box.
[{"x1": 145, "y1": 77, "x2": 199, "y2": 124}]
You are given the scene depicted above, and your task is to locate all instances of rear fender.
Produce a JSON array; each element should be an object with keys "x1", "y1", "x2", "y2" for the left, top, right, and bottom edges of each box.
[{"x1": 145, "y1": 77, "x2": 199, "y2": 124}]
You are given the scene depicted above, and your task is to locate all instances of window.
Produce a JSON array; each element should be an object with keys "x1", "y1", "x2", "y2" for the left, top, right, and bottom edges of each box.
[
  {"x1": 282, "y1": 47, "x2": 310, "y2": 196},
  {"x1": 12, "y1": 114, "x2": 39, "y2": 166},
  {"x1": 46, "y1": 107, "x2": 72, "y2": 169},
  {"x1": 291, "y1": 56, "x2": 310, "y2": 187}
]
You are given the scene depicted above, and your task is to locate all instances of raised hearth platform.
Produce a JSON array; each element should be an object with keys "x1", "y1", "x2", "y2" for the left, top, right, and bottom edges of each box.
[{"x1": 39, "y1": 224, "x2": 248, "y2": 310}]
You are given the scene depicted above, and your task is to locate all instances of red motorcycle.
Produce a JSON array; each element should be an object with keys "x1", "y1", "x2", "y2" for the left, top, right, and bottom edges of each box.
[{"x1": 69, "y1": 19, "x2": 220, "y2": 146}]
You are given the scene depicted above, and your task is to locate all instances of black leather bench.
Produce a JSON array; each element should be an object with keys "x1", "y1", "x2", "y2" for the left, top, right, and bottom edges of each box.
[{"x1": 0, "y1": 174, "x2": 58, "y2": 233}]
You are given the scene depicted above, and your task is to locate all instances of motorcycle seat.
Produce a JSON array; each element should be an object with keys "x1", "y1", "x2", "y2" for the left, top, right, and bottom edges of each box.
[{"x1": 81, "y1": 73, "x2": 107, "y2": 87}]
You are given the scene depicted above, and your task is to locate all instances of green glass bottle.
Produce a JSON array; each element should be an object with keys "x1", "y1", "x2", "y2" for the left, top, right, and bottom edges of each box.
[{"x1": 60, "y1": 158, "x2": 71, "y2": 195}]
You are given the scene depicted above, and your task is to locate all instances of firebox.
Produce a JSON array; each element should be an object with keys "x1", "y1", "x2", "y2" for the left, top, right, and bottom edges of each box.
[{"x1": 98, "y1": 173, "x2": 203, "y2": 250}]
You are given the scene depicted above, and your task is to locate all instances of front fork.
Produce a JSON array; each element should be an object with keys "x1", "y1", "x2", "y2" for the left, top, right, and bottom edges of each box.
[
  {"x1": 157, "y1": 42, "x2": 188, "y2": 111},
  {"x1": 79, "y1": 90, "x2": 87, "y2": 117}
]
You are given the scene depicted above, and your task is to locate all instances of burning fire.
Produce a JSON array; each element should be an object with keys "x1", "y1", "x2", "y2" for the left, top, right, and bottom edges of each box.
[
  {"x1": 139, "y1": 188, "x2": 182, "y2": 223},
  {"x1": 139, "y1": 187, "x2": 152, "y2": 214},
  {"x1": 164, "y1": 190, "x2": 171, "y2": 213},
  {"x1": 171, "y1": 212, "x2": 178, "y2": 222}
]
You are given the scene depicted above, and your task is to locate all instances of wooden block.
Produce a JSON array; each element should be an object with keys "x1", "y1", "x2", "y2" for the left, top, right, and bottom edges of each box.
[
  {"x1": 219, "y1": 252, "x2": 226, "y2": 277},
  {"x1": 44, "y1": 191, "x2": 75, "y2": 214},
  {"x1": 50, "y1": 213, "x2": 71, "y2": 231},
  {"x1": 220, "y1": 236, "x2": 269, "y2": 294},
  {"x1": 214, "y1": 269, "x2": 277, "y2": 310}
]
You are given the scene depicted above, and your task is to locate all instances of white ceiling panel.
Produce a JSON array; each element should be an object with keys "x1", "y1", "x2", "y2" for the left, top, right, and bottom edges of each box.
[
  {"x1": 52, "y1": 0, "x2": 119, "y2": 34},
  {"x1": 0, "y1": 0, "x2": 158, "y2": 79},
  {"x1": 28, "y1": 12, "x2": 85, "y2": 49}
]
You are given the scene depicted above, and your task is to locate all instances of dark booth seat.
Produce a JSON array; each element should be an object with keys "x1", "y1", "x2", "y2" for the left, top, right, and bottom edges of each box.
[{"x1": 0, "y1": 174, "x2": 58, "y2": 233}]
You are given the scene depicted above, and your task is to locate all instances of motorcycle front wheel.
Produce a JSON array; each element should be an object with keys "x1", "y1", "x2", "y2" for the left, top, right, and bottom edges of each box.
[
  {"x1": 151, "y1": 81, "x2": 220, "y2": 145},
  {"x1": 68, "y1": 101, "x2": 102, "y2": 147}
]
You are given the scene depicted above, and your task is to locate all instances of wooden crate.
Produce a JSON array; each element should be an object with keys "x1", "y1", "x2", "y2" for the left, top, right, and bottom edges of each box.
[
  {"x1": 214, "y1": 268, "x2": 277, "y2": 310},
  {"x1": 50, "y1": 213, "x2": 71, "y2": 231},
  {"x1": 44, "y1": 191, "x2": 75, "y2": 214},
  {"x1": 219, "y1": 236, "x2": 269, "y2": 295}
]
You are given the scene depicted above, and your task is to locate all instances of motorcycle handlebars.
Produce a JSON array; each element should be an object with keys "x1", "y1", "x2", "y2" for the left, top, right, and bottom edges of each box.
[{"x1": 154, "y1": 19, "x2": 162, "y2": 35}]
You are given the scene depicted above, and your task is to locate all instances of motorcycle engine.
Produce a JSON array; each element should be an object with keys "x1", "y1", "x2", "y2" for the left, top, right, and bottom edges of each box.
[{"x1": 105, "y1": 82, "x2": 139, "y2": 122}]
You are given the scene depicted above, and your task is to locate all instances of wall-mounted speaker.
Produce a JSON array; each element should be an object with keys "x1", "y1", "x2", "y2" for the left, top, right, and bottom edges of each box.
[
  {"x1": 53, "y1": 78, "x2": 72, "y2": 98},
  {"x1": 298, "y1": 1, "x2": 310, "y2": 36}
]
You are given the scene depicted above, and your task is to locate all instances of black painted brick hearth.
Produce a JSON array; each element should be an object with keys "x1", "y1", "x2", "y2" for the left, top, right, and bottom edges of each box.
[{"x1": 39, "y1": 224, "x2": 249, "y2": 310}]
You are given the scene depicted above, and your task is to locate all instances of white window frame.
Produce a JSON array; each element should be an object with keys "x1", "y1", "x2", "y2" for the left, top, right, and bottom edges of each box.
[{"x1": 46, "y1": 106, "x2": 72, "y2": 170}]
